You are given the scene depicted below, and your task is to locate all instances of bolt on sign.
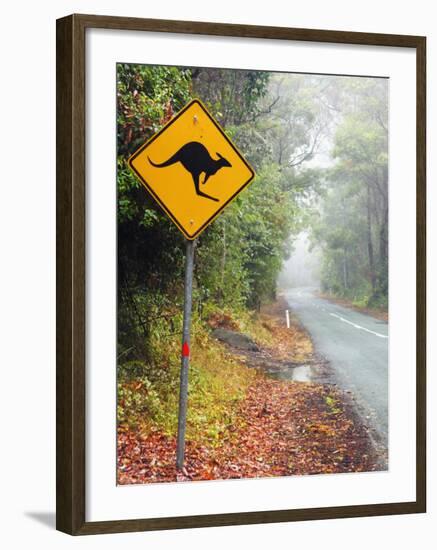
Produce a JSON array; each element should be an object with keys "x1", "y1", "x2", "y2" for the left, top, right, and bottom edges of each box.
[{"x1": 128, "y1": 99, "x2": 255, "y2": 239}]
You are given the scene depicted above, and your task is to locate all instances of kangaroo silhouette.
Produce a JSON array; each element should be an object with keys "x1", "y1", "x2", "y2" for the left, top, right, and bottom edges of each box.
[{"x1": 148, "y1": 141, "x2": 231, "y2": 202}]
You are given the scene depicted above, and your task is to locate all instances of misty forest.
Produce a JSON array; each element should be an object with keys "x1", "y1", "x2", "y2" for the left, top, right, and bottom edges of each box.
[{"x1": 117, "y1": 64, "x2": 388, "y2": 483}]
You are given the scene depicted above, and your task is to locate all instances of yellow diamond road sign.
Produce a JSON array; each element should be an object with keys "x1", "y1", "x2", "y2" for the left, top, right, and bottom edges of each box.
[{"x1": 128, "y1": 99, "x2": 255, "y2": 240}]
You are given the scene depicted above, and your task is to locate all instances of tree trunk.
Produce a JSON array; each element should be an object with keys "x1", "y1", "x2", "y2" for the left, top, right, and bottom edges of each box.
[
  {"x1": 342, "y1": 249, "x2": 349, "y2": 290},
  {"x1": 379, "y1": 167, "x2": 389, "y2": 267},
  {"x1": 366, "y1": 183, "x2": 377, "y2": 292}
]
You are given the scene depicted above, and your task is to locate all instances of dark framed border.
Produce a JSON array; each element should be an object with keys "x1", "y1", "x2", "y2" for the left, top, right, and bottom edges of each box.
[{"x1": 56, "y1": 13, "x2": 426, "y2": 535}]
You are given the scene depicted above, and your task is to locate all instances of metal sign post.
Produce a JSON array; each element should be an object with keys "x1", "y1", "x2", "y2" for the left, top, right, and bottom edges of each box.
[{"x1": 176, "y1": 238, "x2": 196, "y2": 470}]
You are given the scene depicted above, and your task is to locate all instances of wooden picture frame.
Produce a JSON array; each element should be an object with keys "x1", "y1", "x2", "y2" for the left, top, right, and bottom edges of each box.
[{"x1": 56, "y1": 13, "x2": 426, "y2": 535}]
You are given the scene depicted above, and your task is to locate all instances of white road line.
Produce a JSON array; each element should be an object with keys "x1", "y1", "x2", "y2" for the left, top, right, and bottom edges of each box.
[{"x1": 329, "y1": 312, "x2": 388, "y2": 339}]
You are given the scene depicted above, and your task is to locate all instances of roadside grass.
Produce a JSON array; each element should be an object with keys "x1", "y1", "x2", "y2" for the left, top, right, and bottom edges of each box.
[
  {"x1": 118, "y1": 311, "x2": 258, "y2": 448},
  {"x1": 203, "y1": 302, "x2": 275, "y2": 347},
  {"x1": 118, "y1": 299, "x2": 312, "y2": 452}
]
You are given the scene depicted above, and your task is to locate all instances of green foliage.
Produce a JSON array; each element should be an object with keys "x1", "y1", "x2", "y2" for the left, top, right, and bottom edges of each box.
[
  {"x1": 195, "y1": 163, "x2": 298, "y2": 311},
  {"x1": 191, "y1": 68, "x2": 270, "y2": 128},
  {"x1": 118, "y1": 321, "x2": 256, "y2": 445},
  {"x1": 117, "y1": 63, "x2": 192, "y2": 157},
  {"x1": 240, "y1": 164, "x2": 297, "y2": 308},
  {"x1": 118, "y1": 373, "x2": 162, "y2": 429}
]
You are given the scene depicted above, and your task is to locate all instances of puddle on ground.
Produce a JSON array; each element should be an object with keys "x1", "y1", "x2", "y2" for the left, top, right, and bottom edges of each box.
[
  {"x1": 268, "y1": 364, "x2": 312, "y2": 382},
  {"x1": 219, "y1": 337, "x2": 315, "y2": 383}
]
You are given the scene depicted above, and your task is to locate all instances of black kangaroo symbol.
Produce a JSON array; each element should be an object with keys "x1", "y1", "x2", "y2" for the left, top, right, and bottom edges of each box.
[{"x1": 148, "y1": 141, "x2": 231, "y2": 202}]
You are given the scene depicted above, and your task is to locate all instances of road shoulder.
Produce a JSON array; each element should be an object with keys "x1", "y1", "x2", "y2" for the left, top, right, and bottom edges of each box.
[{"x1": 317, "y1": 292, "x2": 388, "y2": 322}]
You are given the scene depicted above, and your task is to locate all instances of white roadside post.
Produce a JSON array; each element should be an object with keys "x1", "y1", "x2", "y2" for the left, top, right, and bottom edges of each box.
[{"x1": 286, "y1": 309, "x2": 290, "y2": 329}]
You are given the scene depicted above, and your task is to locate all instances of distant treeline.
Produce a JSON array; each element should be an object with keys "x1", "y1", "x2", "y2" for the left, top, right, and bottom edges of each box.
[{"x1": 309, "y1": 78, "x2": 388, "y2": 308}]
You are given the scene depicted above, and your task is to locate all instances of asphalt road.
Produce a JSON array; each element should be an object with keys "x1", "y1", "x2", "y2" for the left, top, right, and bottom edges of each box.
[{"x1": 283, "y1": 287, "x2": 388, "y2": 447}]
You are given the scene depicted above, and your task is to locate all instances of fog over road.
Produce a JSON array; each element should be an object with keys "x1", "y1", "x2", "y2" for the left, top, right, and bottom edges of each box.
[{"x1": 283, "y1": 287, "x2": 388, "y2": 448}]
